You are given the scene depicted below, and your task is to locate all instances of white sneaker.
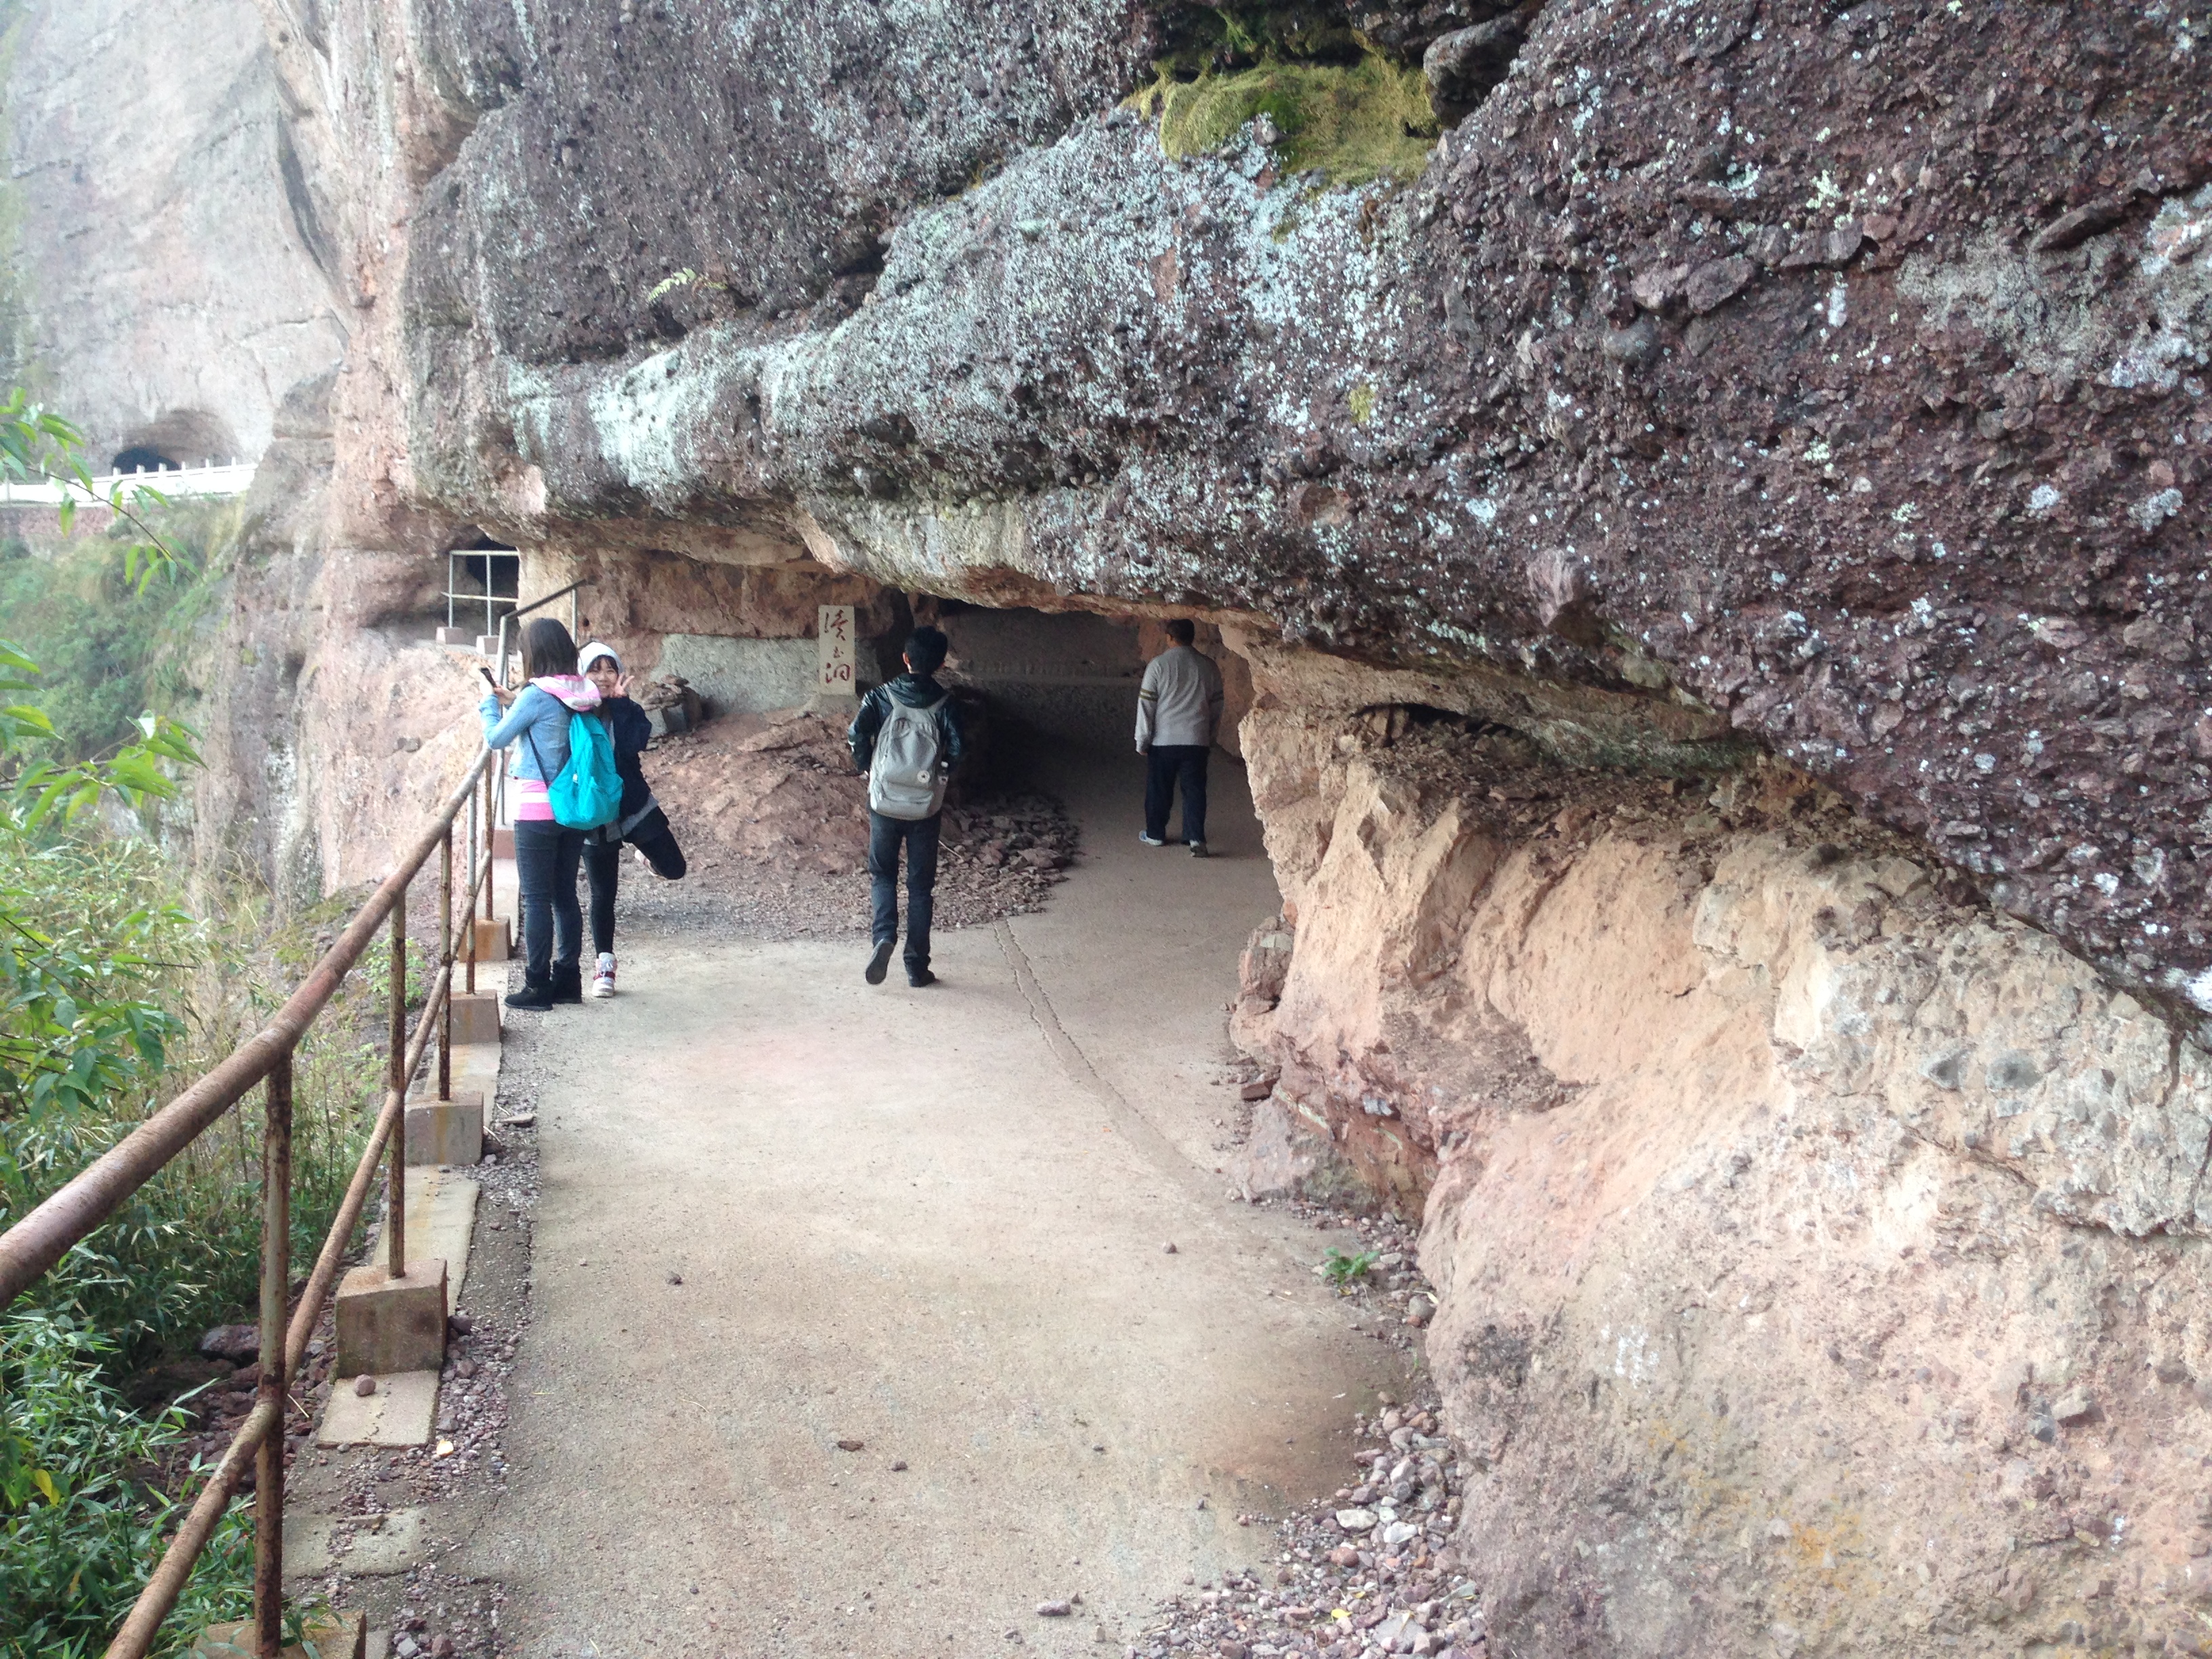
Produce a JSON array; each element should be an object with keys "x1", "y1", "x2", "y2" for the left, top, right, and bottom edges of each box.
[{"x1": 591, "y1": 952, "x2": 617, "y2": 998}]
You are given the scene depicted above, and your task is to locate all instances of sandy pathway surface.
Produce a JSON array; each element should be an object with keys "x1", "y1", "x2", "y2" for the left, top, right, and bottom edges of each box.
[{"x1": 459, "y1": 752, "x2": 1404, "y2": 1657}]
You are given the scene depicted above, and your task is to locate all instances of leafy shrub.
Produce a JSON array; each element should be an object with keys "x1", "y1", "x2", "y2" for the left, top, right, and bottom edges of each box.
[
  {"x1": 0, "y1": 400, "x2": 375, "y2": 1650},
  {"x1": 0, "y1": 1309, "x2": 252, "y2": 1658}
]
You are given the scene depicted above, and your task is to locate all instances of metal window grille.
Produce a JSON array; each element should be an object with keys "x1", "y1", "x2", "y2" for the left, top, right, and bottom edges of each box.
[{"x1": 445, "y1": 550, "x2": 522, "y2": 641}]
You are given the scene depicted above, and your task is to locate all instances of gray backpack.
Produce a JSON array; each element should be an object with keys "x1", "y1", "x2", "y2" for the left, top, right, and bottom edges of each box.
[{"x1": 868, "y1": 695, "x2": 950, "y2": 820}]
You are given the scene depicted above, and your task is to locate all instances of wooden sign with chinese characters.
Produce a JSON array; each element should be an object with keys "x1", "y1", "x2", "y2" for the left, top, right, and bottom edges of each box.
[{"x1": 817, "y1": 605, "x2": 857, "y2": 693}]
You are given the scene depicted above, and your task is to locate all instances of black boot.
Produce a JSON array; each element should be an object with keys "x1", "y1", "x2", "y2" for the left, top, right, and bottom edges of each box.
[
  {"x1": 550, "y1": 960, "x2": 584, "y2": 1004},
  {"x1": 505, "y1": 975, "x2": 556, "y2": 1011}
]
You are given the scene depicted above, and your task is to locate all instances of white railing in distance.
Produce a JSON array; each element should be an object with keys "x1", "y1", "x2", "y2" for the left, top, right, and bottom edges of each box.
[{"x1": 0, "y1": 459, "x2": 259, "y2": 506}]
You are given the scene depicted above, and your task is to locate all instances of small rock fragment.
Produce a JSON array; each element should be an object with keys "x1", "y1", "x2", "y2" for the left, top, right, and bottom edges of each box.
[
  {"x1": 892, "y1": 1459, "x2": 909, "y2": 1471},
  {"x1": 1685, "y1": 253, "x2": 1755, "y2": 314},
  {"x1": 2030, "y1": 194, "x2": 2131, "y2": 253},
  {"x1": 2053, "y1": 1389, "x2": 2095, "y2": 1425},
  {"x1": 836, "y1": 1437, "x2": 865, "y2": 1452},
  {"x1": 354, "y1": 1374, "x2": 377, "y2": 1397},
  {"x1": 1036, "y1": 1601, "x2": 1073, "y2": 1618},
  {"x1": 1162, "y1": 1242, "x2": 1178, "y2": 1254},
  {"x1": 668, "y1": 1271, "x2": 684, "y2": 1285},
  {"x1": 197, "y1": 1324, "x2": 260, "y2": 1364}
]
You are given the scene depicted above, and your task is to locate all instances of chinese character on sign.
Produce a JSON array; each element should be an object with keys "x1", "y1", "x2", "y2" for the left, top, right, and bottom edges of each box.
[{"x1": 817, "y1": 605, "x2": 856, "y2": 692}]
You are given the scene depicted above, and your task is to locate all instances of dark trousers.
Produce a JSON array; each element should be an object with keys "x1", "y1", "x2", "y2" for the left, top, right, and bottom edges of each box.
[
  {"x1": 867, "y1": 810, "x2": 941, "y2": 970},
  {"x1": 1144, "y1": 745, "x2": 1210, "y2": 846},
  {"x1": 512, "y1": 819, "x2": 583, "y2": 984},
  {"x1": 582, "y1": 841, "x2": 619, "y2": 958},
  {"x1": 582, "y1": 812, "x2": 687, "y2": 957}
]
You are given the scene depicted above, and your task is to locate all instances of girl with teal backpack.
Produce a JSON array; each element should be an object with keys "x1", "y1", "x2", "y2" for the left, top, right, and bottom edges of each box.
[{"x1": 478, "y1": 617, "x2": 620, "y2": 1010}]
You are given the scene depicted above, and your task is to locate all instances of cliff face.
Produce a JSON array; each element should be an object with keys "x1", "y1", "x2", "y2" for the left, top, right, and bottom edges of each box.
[
  {"x1": 1223, "y1": 665, "x2": 2212, "y2": 1654},
  {"x1": 3, "y1": 0, "x2": 345, "y2": 462},
  {"x1": 336, "y1": 0, "x2": 2212, "y2": 1031},
  {"x1": 223, "y1": 0, "x2": 2212, "y2": 1650}
]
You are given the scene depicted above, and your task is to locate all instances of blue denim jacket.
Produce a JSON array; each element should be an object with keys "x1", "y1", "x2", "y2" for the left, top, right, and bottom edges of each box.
[{"x1": 480, "y1": 681, "x2": 594, "y2": 782}]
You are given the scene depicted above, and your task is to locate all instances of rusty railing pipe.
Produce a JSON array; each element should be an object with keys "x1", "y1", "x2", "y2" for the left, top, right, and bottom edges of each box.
[
  {"x1": 385, "y1": 884, "x2": 408, "y2": 1277},
  {"x1": 438, "y1": 827, "x2": 453, "y2": 1103},
  {"x1": 107, "y1": 841, "x2": 489, "y2": 1659},
  {"x1": 0, "y1": 750, "x2": 493, "y2": 1307},
  {"x1": 252, "y1": 1048, "x2": 292, "y2": 1658}
]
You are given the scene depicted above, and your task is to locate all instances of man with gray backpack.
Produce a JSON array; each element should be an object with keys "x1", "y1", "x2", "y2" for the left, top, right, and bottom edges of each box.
[{"x1": 847, "y1": 626, "x2": 965, "y2": 987}]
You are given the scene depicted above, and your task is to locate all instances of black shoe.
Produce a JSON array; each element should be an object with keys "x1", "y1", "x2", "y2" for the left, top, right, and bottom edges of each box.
[
  {"x1": 550, "y1": 961, "x2": 583, "y2": 1004},
  {"x1": 865, "y1": 940, "x2": 894, "y2": 985},
  {"x1": 907, "y1": 968, "x2": 937, "y2": 987},
  {"x1": 505, "y1": 977, "x2": 556, "y2": 1011},
  {"x1": 1189, "y1": 842, "x2": 1210, "y2": 858}
]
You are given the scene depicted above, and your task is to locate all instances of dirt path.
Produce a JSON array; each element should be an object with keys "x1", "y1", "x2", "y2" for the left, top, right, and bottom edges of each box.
[{"x1": 459, "y1": 752, "x2": 1404, "y2": 1657}]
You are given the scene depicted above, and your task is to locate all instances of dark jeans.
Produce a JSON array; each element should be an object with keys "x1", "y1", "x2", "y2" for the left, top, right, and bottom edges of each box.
[
  {"x1": 582, "y1": 812, "x2": 687, "y2": 957},
  {"x1": 867, "y1": 810, "x2": 941, "y2": 970},
  {"x1": 512, "y1": 819, "x2": 583, "y2": 984},
  {"x1": 1144, "y1": 745, "x2": 1210, "y2": 846}
]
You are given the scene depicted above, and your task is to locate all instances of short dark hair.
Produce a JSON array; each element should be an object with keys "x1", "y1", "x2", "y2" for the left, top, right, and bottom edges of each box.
[
  {"x1": 1165, "y1": 617, "x2": 1196, "y2": 646},
  {"x1": 520, "y1": 616, "x2": 579, "y2": 680},
  {"x1": 903, "y1": 626, "x2": 949, "y2": 676}
]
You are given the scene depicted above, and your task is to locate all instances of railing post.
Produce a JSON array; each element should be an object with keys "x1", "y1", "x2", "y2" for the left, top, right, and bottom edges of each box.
[
  {"x1": 481, "y1": 766, "x2": 495, "y2": 923},
  {"x1": 386, "y1": 883, "x2": 407, "y2": 1277},
  {"x1": 465, "y1": 788, "x2": 478, "y2": 997},
  {"x1": 438, "y1": 828, "x2": 453, "y2": 1103},
  {"x1": 253, "y1": 1048, "x2": 293, "y2": 1658}
]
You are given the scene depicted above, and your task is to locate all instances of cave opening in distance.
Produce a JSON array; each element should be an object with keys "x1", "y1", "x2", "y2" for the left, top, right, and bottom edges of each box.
[{"x1": 110, "y1": 444, "x2": 180, "y2": 474}]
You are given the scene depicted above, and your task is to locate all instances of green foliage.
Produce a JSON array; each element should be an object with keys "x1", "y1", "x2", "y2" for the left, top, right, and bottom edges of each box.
[
  {"x1": 0, "y1": 1309, "x2": 253, "y2": 1659},
  {"x1": 0, "y1": 398, "x2": 369, "y2": 1652},
  {"x1": 1322, "y1": 1245, "x2": 1380, "y2": 1287},
  {"x1": 0, "y1": 501, "x2": 230, "y2": 767},
  {"x1": 1132, "y1": 51, "x2": 1439, "y2": 187},
  {"x1": 0, "y1": 815, "x2": 384, "y2": 1361}
]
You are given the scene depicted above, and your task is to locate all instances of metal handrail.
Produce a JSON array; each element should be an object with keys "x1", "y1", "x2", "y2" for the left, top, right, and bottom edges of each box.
[
  {"x1": 491, "y1": 578, "x2": 591, "y2": 682},
  {"x1": 0, "y1": 743, "x2": 506, "y2": 1658}
]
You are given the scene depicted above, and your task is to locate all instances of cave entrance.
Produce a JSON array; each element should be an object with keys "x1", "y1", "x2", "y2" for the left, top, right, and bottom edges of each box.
[
  {"x1": 930, "y1": 600, "x2": 1260, "y2": 844},
  {"x1": 110, "y1": 445, "x2": 180, "y2": 474},
  {"x1": 915, "y1": 596, "x2": 1279, "y2": 1170}
]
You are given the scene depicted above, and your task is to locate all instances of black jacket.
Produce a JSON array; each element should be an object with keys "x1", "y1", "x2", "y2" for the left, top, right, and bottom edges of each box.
[
  {"x1": 599, "y1": 697, "x2": 656, "y2": 818},
  {"x1": 847, "y1": 673, "x2": 965, "y2": 773}
]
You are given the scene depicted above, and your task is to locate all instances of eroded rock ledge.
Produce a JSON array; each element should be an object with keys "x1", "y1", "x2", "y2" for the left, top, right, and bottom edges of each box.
[{"x1": 1224, "y1": 644, "x2": 2212, "y2": 1654}]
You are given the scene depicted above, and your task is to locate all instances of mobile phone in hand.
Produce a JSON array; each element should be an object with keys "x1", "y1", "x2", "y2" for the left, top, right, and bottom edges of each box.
[{"x1": 478, "y1": 665, "x2": 500, "y2": 690}]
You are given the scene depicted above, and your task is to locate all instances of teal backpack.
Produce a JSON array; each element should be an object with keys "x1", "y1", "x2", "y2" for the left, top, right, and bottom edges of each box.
[{"x1": 525, "y1": 707, "x2": 622, "y2": 831}]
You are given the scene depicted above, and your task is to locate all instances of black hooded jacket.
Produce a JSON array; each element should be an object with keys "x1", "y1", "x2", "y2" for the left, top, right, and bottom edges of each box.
[{"x1": 597, "y1": 696, "x2": 656, "y2": 818}]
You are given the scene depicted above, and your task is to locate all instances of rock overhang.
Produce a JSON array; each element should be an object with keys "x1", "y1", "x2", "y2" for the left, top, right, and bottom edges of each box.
[{"x1": 387, "y1": 0, "x2": 2212, "y2": 1031}]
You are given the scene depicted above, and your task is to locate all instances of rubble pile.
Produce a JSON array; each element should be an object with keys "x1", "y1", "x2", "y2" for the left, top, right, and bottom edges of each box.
[{"x1": 626, "y1": 708, "x2": 1080, "y2": 939}]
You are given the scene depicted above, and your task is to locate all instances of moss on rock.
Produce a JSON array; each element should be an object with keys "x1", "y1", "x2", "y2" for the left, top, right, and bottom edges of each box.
[{"x1": 1130, "y1": 52, "x2": 1439, "y2": 188}]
